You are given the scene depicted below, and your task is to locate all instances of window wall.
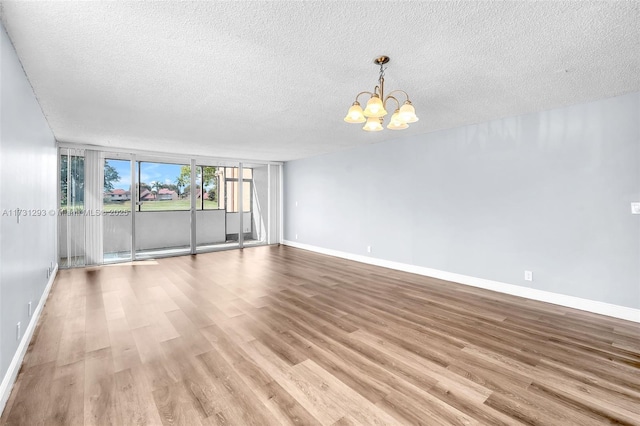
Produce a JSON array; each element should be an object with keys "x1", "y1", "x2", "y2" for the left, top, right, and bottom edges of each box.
[{"x1": 58, "y1": 147, "x2": 282, "y2": 267}]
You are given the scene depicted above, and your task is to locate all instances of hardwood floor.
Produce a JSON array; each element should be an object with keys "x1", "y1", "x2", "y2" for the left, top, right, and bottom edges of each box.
[{"x1": 2, "y1": 245, "x2": 639, "y2": 425}]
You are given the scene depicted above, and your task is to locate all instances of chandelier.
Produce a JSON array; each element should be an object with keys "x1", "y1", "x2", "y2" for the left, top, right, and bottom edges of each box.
[{"x1": 344, "y1": 56, "x2": 418, "y2": 131}]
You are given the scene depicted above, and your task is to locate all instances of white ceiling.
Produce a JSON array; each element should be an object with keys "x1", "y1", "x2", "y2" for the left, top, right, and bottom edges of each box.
[{"x1": 1, "y1": 1, "x2": 639, "y2": 162}]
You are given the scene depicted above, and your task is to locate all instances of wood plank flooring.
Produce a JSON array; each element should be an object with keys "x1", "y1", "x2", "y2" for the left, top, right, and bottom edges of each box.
[{"x1": 2, "y1": 245, "x2": 639, "y2": 425}]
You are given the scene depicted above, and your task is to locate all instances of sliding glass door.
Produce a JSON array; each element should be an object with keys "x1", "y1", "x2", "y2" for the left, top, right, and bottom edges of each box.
[
  {"x1": 195, "y1": 162, "x2": 229, "y2": 251},
  {"x1": 103, "y1": 154, "x2": 132, "y2": 263},
  {"x1": 59, "y1": 148, "x2": 85, "y2": 267},
  {"x1": 243, "y1": 163, "x2": 273, "y2": 246},
  {"x1": 223, "y1": 165, "x2": 252, "y2": 245},
  {"x1": 134, "y1": 159, "x2": 191, "y2": 259},
  {"x1": 195, "y1": 163, "x2": 266, "y2": 251}
]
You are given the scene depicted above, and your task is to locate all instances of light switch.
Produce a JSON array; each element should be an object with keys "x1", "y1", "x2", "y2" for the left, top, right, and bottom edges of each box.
[{"x1": 631, "y1": 202, "x2": 640, "y2": 215}]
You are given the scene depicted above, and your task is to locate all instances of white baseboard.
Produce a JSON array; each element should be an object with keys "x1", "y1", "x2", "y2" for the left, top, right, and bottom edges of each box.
[
  {"x1": 283, "y1": 241, "x2": 640, "y2": 323},
  {"x1": 0, "y1": 263, "x2": 58, "y2": 416}
]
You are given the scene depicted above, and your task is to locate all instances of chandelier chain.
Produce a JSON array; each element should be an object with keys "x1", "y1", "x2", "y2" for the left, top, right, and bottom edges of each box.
[{"x1": 379, "y1": 64, "x2": 386, "y2": 82}]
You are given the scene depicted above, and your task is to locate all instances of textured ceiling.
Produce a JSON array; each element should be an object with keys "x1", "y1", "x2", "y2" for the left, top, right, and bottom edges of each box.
[{"x1": 1, "y1": 1, "x2": 639, "y2": 162}]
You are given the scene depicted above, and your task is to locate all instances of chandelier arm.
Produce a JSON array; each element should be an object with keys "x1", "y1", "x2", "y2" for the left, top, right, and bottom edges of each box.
[
  {"x1": 386, "y1": 90, "x2": 411, "y2": 102},
  {"x1": 354, "y1": 91, "x2": 375, "y2": 103},
  {"x1": 383, "y1": 95, "x2": 401, "y2": 111}
]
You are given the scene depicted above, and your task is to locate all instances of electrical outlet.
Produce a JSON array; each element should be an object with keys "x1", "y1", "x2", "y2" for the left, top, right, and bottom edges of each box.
[
  {"x1": 524, "y1": 270, "x2": 533, "y2": 281},
  {"x1": 367, "y1": 245, "x2": 372, "y2": 253},
  {"x1": 295, "y1": 234, "x2": 298, "y2": 240},
  {"x1": 28, "y1": 302, "x2": 32, "y2": 317},
  {"x1": 16, "y1": 322, "x2": 21, "y2": 341}
]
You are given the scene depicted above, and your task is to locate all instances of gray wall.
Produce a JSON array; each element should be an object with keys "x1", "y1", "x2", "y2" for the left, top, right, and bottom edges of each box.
[
  {"x1": 284, "y1": 92, "x2": 640, "y2": 309},
  {"x1": 0, "y1": 25, "x2": 57, "y2": 381}
]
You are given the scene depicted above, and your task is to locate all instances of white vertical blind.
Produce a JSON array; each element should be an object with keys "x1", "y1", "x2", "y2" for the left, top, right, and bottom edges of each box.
[
  {"x1": 267, "y1": 164, "x2": 271, "y2": 245},
  {"x1": 59, "y1": 147, "x2": 86, "y2": 267},
  {"x1": 272, "y1": 164, "x2": 282, "y2": 243},
  {"x1": 83, "y1": 150, "x2": 103, "y2": 265},
  {"x1": 189, "y1": 158, "x2": 197, "y2": 255}
]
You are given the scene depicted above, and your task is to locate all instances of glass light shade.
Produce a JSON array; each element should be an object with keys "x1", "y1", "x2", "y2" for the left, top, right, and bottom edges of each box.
[
  {"x1": 363, "y1": 116, "x2": 383, "y2": 132},
  {"x1": 363, "y1": 95, "x2": 387, "y2": 118},
  {"x1": 343, "y1": 102, "x2": 365, "y2": 123},
  {"x1": 387, "y1": 111, "x2": 409, "y2": 130},
  {"x1": 399, "y1": 101, "x2": 419, "y2": 123}
]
